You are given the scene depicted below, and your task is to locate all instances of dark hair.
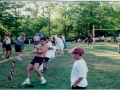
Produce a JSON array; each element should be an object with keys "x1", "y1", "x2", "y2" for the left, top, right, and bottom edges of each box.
[
  {"x1": 51, "y1": 41, "x2": 55, "y2": 45},
  {"x1": 40, "y1": 37, "x2": 47, "y2": 41},
  {"x1": 45, "y1": 37, "x2": 50, "y2": 39}
]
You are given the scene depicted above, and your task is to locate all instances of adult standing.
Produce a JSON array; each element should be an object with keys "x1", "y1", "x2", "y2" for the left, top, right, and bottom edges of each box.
[
  {"x1": 38, "y1": 30, "x2": 44, "y2": 38},
  {"x1": 87, "y1": 33, "x2": 93, "y2": 48},
  {"x1": 4, "y1": 32, "x2": 12, "y2": 59},
  {"x1": 15, "y1": 32, "x2": 25, "y2": 61},
  {"x1": 33, "y1": 33, "x2": 40, "y2": 48},
  {"x1": 1, "y1": 34, "x2": 7, "y2": 58}
]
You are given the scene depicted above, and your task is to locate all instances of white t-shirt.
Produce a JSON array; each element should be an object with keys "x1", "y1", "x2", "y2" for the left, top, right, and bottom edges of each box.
[
  {"x1": 117, "y1": 37, "x2": 120, "y2": 44},
  {"x1": 71, "y1": 58, "x2": 88, "y2": 87},
  {"x1": 45, "y1": 41, "x2": 53, "y2": 58},
  {"x1": 51, "y1": 46, "x2": 57, "y2": 59},
  {"x1": 55, "y1": 37, "x2": 64, "y2": 49},
  {"x1": 6, "y1": 38, "x2": 11, "y2": 44}
]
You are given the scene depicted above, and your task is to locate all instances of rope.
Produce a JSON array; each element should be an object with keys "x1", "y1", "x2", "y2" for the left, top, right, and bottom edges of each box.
[{"x1": 0, "y1": 51, "x2": 34, "y2": 64}]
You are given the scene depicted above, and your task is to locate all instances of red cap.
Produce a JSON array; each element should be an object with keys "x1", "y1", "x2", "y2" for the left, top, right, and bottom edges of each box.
[{"x1": 68, "y1": 46, "x2": 84, "y2": 55}]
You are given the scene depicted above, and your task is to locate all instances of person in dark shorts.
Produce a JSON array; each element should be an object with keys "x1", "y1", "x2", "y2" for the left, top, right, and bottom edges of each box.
[
  {"x1": 1, "y1": 34, "x2": 7, "y2": 58},
  {"x1": 3, "y1": 32, "x2": 12, "y2": 59},
  {"x1": 43, "y1": 37, "x2": 53, "y2": 71},
  {"x1": 87, "y1": 33, "x2": 93, "y2": 48},
  {"x1": 33, "y1": 33, "x2": 40, "y2": 48},
  {"x1": 15, "y1": 32, "x2": 25, "y2": 61},
  {"x1": 21, "y1": 37, "x2": 48, "y2": 85}
]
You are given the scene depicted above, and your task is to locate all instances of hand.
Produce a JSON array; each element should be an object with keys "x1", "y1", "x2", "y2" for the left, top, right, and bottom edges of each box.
[
  {"x1": 34, "y1": 49, "x2": 37, "y2": 53},
  {"x1": 73, "y1": 81, "x2": 77, "y2": 87}
]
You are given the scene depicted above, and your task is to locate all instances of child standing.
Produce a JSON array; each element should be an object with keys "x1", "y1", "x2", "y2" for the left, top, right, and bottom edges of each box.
[{"x1": 68, "y1": 46, "x2": 88, "y2": 89}]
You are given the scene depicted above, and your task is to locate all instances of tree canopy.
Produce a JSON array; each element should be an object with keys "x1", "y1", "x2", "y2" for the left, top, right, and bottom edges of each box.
[{"x1": 0, "y1": 1, "x2": 120, "y2": 40}]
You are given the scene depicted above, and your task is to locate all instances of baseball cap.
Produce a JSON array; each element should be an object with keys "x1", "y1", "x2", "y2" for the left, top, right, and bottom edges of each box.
[{"x1": 68, "y1": 46, "x2": 84, "y2": 55}]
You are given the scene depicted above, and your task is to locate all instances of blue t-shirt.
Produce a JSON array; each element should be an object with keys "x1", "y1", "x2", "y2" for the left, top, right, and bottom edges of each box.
[{"x1": 38, "y1": 33, "x2": 43, "y2": 38}]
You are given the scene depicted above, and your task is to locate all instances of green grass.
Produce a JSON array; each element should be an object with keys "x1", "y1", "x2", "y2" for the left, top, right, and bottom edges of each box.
[{"x1": 0, "y1": 42, "x2": 120, "y2": 89}]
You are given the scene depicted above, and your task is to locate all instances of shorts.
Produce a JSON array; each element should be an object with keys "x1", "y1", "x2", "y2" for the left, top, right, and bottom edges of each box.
[
  {"x1": 30, "y1": 56, "x2": 44, "y2": 65},
  {"x1": 15, "y1": 44, "x2": 21, "y2": 52},
  {"x1": 34, "y1": 41, "x2": 39, "y2": 45},
  {"x1": 6, "y1": 44, "x2": 12, "y2": 51},
  {"x1": 44, "y1": 57, "x2": 50, "y2": 62},
  {"x1": 56, "y1": 46, "x2": 64, "y2": 50},
  {"x1": 2, "y1": 46, "x2": 6, "y2": 50}
]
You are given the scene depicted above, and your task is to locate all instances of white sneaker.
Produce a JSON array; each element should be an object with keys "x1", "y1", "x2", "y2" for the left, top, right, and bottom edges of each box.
[
  {"x1": 17, "y1": 57, "x2": 23, "y2": 61},
  {"x1": 41, "y1": 78, "x2": 46, "y2": 84},
  {"x1": 21, "y1": 80, "x2": 30, "y2": 85},
  {"x1": 20, "y1": 53, "x2": 23, "y2": 56},
  {"x1": 2, "y1": 55, "x2": 4, "y2": 58}
]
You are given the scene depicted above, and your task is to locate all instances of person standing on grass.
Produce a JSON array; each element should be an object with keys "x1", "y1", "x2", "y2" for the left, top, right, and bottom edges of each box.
[
  {"x1": 68, "y1": 46, "x2": 88, "y2": 90},
  {"x1": 3, "y1": 32, "x2": 12, "y2": 59},
  {"x1": 33, "y1": 33, "x2": 40, "y2": 48},
  {"x1": 38, "y1": 30, "x2": 44, "y2": 38},
  {"x1": 117, "y1": 34, "x2": 120, "y2": 53},
  {"x1": 21, "y1": 37, "x2": 48, "y2": 85},
  {"x1": 1, "y1": 34, "x2": 7, "y2": 58},
  {"x1": 55, "y1": 34, "x2": 64, "y2": 57},
  {"x1": 15, "y1": 32, "x2": 25, "y2": 61},
  {"x1": 50, "y1": 41, "x2": 57, "y2": 60},
  {"x1": 43, "y1": 37, "x2": 53, "y2": 70},
  {"x1": 87, "y1": 33, "x2": 93, "y2": 48}
]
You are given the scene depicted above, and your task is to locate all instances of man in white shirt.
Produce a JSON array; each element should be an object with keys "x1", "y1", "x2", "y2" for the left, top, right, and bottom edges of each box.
[
  {"x1": 69, "y1": 46, "x2": 88, "y2": 89},
  {"x1": 43, "y1": 37, "x2": 53, "y2": 71}
]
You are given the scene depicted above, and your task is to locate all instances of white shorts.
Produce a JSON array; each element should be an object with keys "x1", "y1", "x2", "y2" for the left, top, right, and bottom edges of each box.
[{"x1": 56, "y1": 46, "x2": 64, "y2": 50}]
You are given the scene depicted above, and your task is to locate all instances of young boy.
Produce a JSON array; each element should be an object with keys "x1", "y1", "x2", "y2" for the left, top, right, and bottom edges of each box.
[{"x1": 68, "y1": 46, "x2": 88, "y2": 89}]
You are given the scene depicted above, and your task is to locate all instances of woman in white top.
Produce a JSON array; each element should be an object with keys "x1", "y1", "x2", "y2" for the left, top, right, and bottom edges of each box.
[{"x1": 4, "y1": 32, "x2": 12, "y2": 59}]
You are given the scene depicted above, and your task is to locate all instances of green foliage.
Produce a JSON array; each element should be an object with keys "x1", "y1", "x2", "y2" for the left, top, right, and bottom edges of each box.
[{"x1": 1, "y1": 1, "x2": 120, "y2": 39}]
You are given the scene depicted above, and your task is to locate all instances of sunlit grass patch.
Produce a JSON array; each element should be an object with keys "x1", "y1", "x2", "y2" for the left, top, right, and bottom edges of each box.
[{"x1": 0, "y1": 42, "x2": 120, "y2": 89}]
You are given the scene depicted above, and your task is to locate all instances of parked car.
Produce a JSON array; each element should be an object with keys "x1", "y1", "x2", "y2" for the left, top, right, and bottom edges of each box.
[{"x1": 24, "y1": 38, "x2": 33, "y2": 44}]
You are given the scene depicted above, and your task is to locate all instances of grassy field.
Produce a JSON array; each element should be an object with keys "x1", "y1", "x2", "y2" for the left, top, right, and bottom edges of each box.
[{"x1": 0, "y1": 42, "x2": 120, "y2": 89}]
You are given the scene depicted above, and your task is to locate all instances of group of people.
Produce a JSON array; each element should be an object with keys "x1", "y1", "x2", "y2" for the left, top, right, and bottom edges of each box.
[
  {"x1": 21, "y1": 33, "x2": 67, "y2": 86},
  {"x1": 0, "y1": 31, "x2": 89, "y2": 89}
]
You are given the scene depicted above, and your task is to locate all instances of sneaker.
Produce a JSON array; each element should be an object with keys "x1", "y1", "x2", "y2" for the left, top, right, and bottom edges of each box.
[
  {"x1": 21, "y1": 80, "x2": 30, "y2": 85},
  {"x1": 20, "y1": 53, "x2": 23, "y2": 56},
  {"x1": 41, "y1": 78, "x2": 46, "y2": 84},
  {"x1": 2, "y1": 55, "x2": 4, "y2": 58},
  {"x1": 17, "y1": 57, "x2": 23, "y2": 61},
  {"x1": 7, "y1": 56, "x2": 10, "y2": 59}
]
